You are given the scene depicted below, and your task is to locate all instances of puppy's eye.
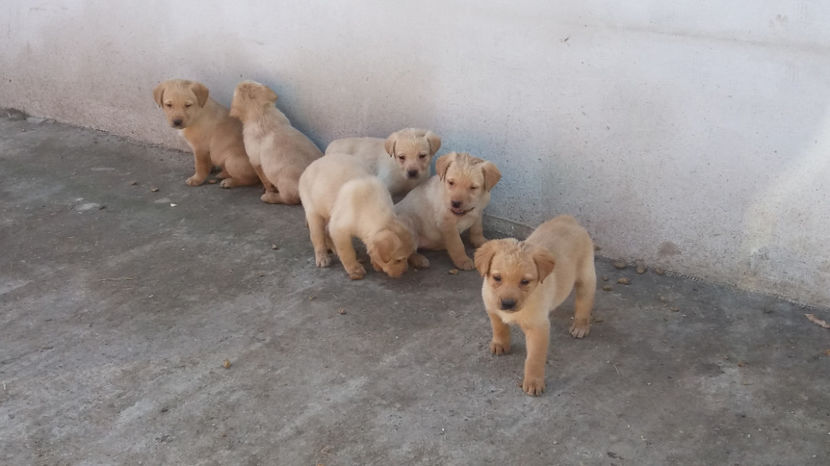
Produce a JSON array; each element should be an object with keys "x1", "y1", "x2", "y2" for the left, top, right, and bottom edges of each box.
[
  {"x1": 470, "y1": 185, "x2": 479, "y2": 191},
  {"x1": 398, "y1": 155, "x2": 405, "y2": 161},
  {"x1": 164, "y1": 103, "x2": 172, "y2": 108},
  {"x1": 520, "y1": 279, "x2": 530, "y2": 286},
  {"x1": 185, "y1": 103, "x2": 192, "y2": 108},
  {"x1": 419, "y1": 154, "x2": 427, "y2": 159},
  {"x1": 493, "y1": 274, "x2": 502, "y2": 282},
  {"x1": 447, "y1": 180, "x2": 455, "y2": 186}
]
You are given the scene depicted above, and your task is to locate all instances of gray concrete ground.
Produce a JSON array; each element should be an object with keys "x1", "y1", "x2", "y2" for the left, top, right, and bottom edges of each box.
[{"x1": 1, "y1": 113, "x2": 829, "y2": 466}]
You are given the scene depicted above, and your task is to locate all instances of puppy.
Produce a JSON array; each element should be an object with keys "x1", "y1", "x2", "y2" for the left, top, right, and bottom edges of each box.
[
  {"x1": 229, "y1": 80, "x2": 323, "y2": 204},
  {"x1": 298, "y1": 154, "x2": 416, "y2": 279},
  {"x1": 325, "y1": 128, "x2": 441, "y2": 197},
  {"x1": 474, "y1": 215, "x2": 596, "y2": 396},
  {"x1": 152, "y1": 79, "x2": 259, "y2": 188},
  {"x1": 395, "y1": 152, "x2": 501, "y2": 270}
]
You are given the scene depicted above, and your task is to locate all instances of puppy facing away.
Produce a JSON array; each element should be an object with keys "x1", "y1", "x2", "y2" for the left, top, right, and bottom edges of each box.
[
  {"x1": 298, "y1": 154, "x2": 416, "y2": 279},
  {"x1": 395, "y1": 152, "x2": 501, "y2": 270},
  {"x1": 325, "y1": 128, "x2": 441, "y2": 197},
  {"x1": 474, "y1": 215, "x2": 596, "y2": 396},
  {"x1": 229, "y1": 80, "x2": 323, "y2": 204},
  {"x1": 152, "y1": 79, "x2": 259, "y2": 188}
]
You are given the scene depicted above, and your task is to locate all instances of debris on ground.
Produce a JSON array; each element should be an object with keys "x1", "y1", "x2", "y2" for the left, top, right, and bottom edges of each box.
[
  {"x1": 150, "y1": 187, "x2": 159, "y2": 192},
  {"x1": 636, "y1": 264, "x2": 647, "y2": 274},
  {"x1": 271, "y1": 244, "x2": 279, "y2": 250},
  {"x1": 448, "y1": 268, "x2": 459, "y2": 275},
  {"x1": 613, "y1": 261, "x2": 627, "y2": 270},
  {"x1": 602, "y1": 285, "x2": 613, "y2": 291},
  {"x1": 617, "y1": 277, "x2": 631, "y2": 285},
  {"x1": 602, "y1": 276, "x2": 609, "y2": 282},
  {"x1": 337, "y1": 308, "x2": 347, "y2": 315},
  {"x1": 805, "y1": 313, "x2": 830, "y2": 329},
  {"x1": 222, "y1": 359, "x2": 231, "y2": 369},
  {"x1": 670, "y1": 307, "x2": 680, "y2": 312},
  {"x1": 130, "y1": 180, "x2": 138, "y2": 186},
  {"x1": 654, "y1": 267, "x2": 665, "y2": 275}
]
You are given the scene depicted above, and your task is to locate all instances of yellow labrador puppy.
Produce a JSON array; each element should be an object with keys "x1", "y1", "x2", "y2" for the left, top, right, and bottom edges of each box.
[
  {"x1": 229, "y1": 80, "x2": 322, "y2": 204},
  {"x1": 298, "y1": 154, "x2": 416, "y2": 280},
  {"x1": 474, "y1": 215, "x2": 596, "y2": 396},
  {"x1": 395, "y1": 152, "x2": 501, "y2": 270},
  {"x1": 325, "y1": 128, "x2": 441, "y2": 197},
  {"x1": 152, "y1": 79, "x2": 258, "y2": 188}
]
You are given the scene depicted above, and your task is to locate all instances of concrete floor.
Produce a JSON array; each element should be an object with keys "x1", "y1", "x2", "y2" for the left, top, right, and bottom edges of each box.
[{"x1": 1, "y1": 112, "x2": 829, "y2": 466}]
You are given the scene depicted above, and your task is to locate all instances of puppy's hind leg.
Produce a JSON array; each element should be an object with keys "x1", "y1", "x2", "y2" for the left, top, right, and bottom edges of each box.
[
  {"x1": 307, "y1": 213, "x2": 331, "y2": 268},
  {"x1": 570, "y1": 261, "x2": 596, "y2": 338},
  {"x1": 220, "y1": 154, "x2": 260, "y2": 189}
]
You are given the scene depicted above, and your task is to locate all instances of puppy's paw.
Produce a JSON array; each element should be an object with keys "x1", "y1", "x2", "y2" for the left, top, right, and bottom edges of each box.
[
  {"x1": 315, "y1": 253, "x2": 331, "y2": 268},
  {"x1": 219, "y1": 178, "x2": 235, "y2": 189},
  {"x1": 260, "y1": 192, "x2": 282, "y2": 204},
  {"x1": 408, "y1": 253, "x2": 430, "y2": 269},
  {"x1": 521, "y1": 377, "x2": 546, "y2": 396},
  {"x1": 186, "y1": 175, "x2": 206, "y2": 186},
  {"x1": 569, "y1": 319, "x2": 591, "y2": 338},
  {"x1": 346, "y1": 263, "x2": 367, "y2": 280},
  {"x1": 490, "y1": 341, "x2": 510, "y2": 355},
  {"x1": 454, "y1": 256, "x2": 475, "y2": 271}
]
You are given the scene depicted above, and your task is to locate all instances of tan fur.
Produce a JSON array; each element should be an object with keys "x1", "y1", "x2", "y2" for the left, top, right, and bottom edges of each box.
[
  {"x1": 152, "y1": 79, "x2": 258, "y2": 188},
  {"x1": 298, "y1": 154, "x2": 417, "y2": 279},
  {"x1": 395, "y1": 152, "x2": 501, "y2": 270},
  {"x1": 325, "y1": 128, "x2": 441, "y2": 198},
  {"x1": 474, "y1": 215, "x2": 596, "y2": 396},
  {"x1": 228, "y1": 80, "x2": 322, "y2": 204}
]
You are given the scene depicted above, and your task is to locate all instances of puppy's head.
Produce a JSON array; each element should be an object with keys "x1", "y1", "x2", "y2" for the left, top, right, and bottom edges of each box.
[
  {"x1": 229, "y1": 80, "x2": 278, "y2": 122},
  {"x1": 367, "y1": 220, "x2": 416, "y2": 278},
  {"x1": 152, "y1": 79, "x2": 209, "y2": 129},
  {"x1": 475, "y1": 239, "x2": 556, "y2": 312},
  {"x1": 435, "y1": 152, "x2": 501, "y2": 217},
  {"x1": 384, "y1": 128, "x2": 441, "y2": 181}
]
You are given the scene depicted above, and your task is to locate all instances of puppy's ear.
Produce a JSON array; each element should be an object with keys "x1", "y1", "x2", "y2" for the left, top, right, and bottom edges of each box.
[
  {"x1": 384, "y1": 131, "x2": 398, "y2": 157},
  {"x1": 424, "y1": 130, "x2": 441, "y2": 155},
  {"x1": 258, "y1": 84, "x2": 278, "y2": 103},
  {"x1": 190, "y1": 81, "x2": 209, "y2": 107},
  {"x1": 532, "y1": 247, "x2": 556, "y2": 283},
  {"x1": 474, "y1": 240, "x2": 499, "y2": 277},
  {"x1": 370, "y1": 229, "x2": 400, "y2": 263},
  {"x1": 152, "y1": 82, "x2": 166, "y2": 107},
  {"x1": 481, "y1": 161, "x2": 502, "y2": 191},
  {"x1": 435, "y1": 152, "x2": 455, "y2": 180}
]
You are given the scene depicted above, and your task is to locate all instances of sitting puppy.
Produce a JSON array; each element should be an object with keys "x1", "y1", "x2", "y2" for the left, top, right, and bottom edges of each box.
[
  {"x1": 325, "y1": 128, "x2": 441, "y2": 198},
  {"x1": 229, "y1": 80, "x2": 323, "y2": 204},
  {"x1": 395, "y1": 152, "x2": 501, "y2": 270},
  {"x1": 298, "y1": 154, "x2": 416, "y2": 279},
  {"x1": 474, "y1": 215, "x2": 596, "y2": 396},
  {"x1": 152, "y1": 79, "x2": 259, "y2": 188}
]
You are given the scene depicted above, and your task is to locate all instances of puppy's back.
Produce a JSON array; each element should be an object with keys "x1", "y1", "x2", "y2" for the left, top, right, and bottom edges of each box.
[
  {"x1": 299, "y1": 153, "x2": 372, "y2": 214},
  {"x1": 526, "y1": 216, "x2": 594, "y2": 267}
]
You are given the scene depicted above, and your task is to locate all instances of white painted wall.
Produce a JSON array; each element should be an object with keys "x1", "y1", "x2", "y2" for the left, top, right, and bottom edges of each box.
[{"x1": 3, "y1": 1, "x2": 829, "y2": 307}]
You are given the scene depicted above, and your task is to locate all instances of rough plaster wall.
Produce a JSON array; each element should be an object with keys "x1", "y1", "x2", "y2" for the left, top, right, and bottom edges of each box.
[{"x1": 1, "y1": 1, "x2": 829, "y2": 307}]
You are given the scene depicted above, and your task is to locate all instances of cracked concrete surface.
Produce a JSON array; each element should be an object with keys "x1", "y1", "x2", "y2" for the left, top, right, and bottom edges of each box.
[{"x1": 1, "y1": 114, "x2": 829, "y2": 465}]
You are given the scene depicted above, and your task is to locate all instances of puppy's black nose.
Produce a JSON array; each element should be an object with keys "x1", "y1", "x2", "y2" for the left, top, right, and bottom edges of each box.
[
  {"x1": 451, "y1": 200, "x2": 462, "y2": 208},
  {"x1": 407, "y1": 169, "x2": 418, "y2": 178},
  {"x1": 500, "y1": 298, "x2": 516, "y2": 310},
  {"x1": 173, "y1": 119, "x2": 183, "y2": 127}
]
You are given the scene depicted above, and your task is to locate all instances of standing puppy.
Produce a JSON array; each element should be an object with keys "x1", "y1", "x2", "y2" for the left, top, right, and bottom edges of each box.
[
  {"x1": 229, "y1": 81, "x2": 323, "y2": 204},
  {"x1": 152, "y1": 79, "x2": 259, "y2": 188},
  {"x1": 474, "y1": 215, "x2": 597, "y2": 396},
  {"x1": 298, "y1": 154, "x2": 416, "y2": 279},
  {"x1": 395, "y1": 152, "x2": 501, "y2": 270},
  {"x1": 325, "y1": 128, "x2": 441, "y2": 197}
]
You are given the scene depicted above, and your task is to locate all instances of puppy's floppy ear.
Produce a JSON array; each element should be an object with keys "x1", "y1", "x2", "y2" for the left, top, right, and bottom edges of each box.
[
  {"x1": 190, "y1": 81, "x2": 209, "y2": 107},
  {"x1": 424, "y1": 130, "x2": 441, "y2": 155},
  {"x1": 532, "y1": 247, "x2": 556, "y2": 283},
  {"x1": 152, "y1": 82, "x2": 166, "y2": 107},
  {"x1": 435, "y1": 152, "x2": 456, "y2": 180},
  {"x1": 481, "y1": 161, "x2": 502, "y2": 191},
  {"x1": 384, "y1": 131, "x2": 399, "y2": 157},
  {"x1": 257, "y1": 83, "x2": 278, "y2": 103},
  {"x1": 370, "y1": 229, "x2": 401, "y2": 263},
  {"x1": 474, "y1": 240, "x2": 499, "y2": 277}
]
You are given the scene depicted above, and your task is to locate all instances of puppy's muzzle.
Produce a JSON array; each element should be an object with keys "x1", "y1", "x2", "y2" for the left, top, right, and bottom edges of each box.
[
  {"x1": 172, "y1": 119, "x2": 184, "y2": 128},
  {"x1": 407, "y1": 169, "x2": 419, "y2": 179},
  {"x1": 450, "y1": 200, "x2": 471, "y2": 216},
  {"x1": 499, "y1": 298, "x2": 517, "y2": 311}
]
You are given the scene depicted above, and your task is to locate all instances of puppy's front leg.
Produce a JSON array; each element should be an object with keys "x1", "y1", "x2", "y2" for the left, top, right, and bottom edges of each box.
[
  {"x1": 520, "y1": 322, "x2": 550, "y2": 396},
  {"x1": 407, "y1": 252, "x2": 430, "y2": 269},
  {"x1": 187, "y1": 149, "x2": 212, "y2": 186},
  {"x1": 441, "y1": 224, "x2": 474, "y2": 270},
  {"x1": 306, "y1": 214, "x2": 331, "y2": 268},
  {"x1": 468, "y1": 216, "x2": 487, "y2": 248},
  {"x1": 330, "y1": 228, "x2": 366, "y2": 280},
  {"x1": 488, "y1": 311, "x2": 511, "y2": 354}
]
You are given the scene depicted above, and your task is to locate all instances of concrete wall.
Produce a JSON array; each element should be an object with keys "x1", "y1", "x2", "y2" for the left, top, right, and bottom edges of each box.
[{"x1": 2, "y1": 1, "x2": 829, "y2": 307}]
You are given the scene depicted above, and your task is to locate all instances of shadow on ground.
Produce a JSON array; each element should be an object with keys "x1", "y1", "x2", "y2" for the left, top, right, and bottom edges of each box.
[{"x1": 1, "y1": 114, "x2": 828, "y2": 465}]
